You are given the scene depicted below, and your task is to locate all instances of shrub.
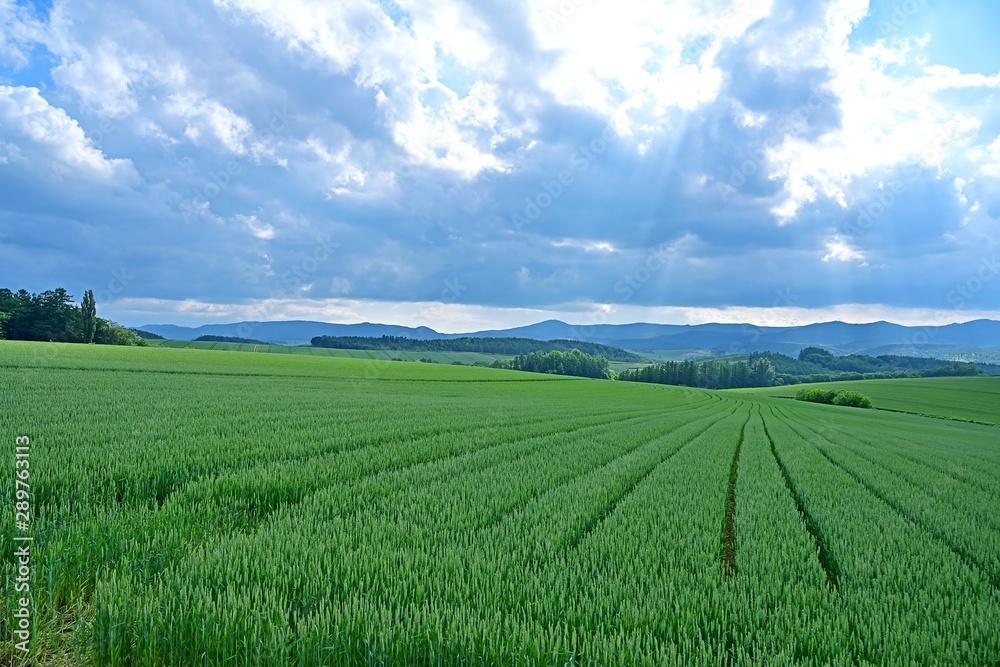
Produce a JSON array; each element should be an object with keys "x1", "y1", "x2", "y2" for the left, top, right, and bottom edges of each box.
[
  {"x1": 795, "y1": 388, "x2": 872, "y2": 409},
  {"x1": 795, "y1": 388, "x2": 838, "y2": 404},
  {"x1": 832, "y1": 391, "x2": 873, "y2": 408}
]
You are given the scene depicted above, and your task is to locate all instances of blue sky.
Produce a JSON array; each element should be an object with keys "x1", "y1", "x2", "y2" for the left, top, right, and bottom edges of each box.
[{"x1": 1, "y1": 0, "x2": 998, "y2": 331}]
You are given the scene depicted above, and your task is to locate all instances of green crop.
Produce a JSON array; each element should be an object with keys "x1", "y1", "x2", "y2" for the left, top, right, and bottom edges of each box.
[
  {"x1": 744, "y1": 376, "x2": 1000, "y2": 424},
  {"x1": 1, "y1": 341, "x2": 998, "y2": 665}
]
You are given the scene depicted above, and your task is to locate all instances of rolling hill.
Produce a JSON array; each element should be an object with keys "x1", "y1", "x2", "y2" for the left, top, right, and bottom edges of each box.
[{"x1": 138, "y1": 318, "x2": 1000, "y2": 361}]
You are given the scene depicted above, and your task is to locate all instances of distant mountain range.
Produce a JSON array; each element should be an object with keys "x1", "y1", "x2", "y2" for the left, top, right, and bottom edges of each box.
[{"x1": 138, "y1": 318, "x2": 1000, "y2": 361}]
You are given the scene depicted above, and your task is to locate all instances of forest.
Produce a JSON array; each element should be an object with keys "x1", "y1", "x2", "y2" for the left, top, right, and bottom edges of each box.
[
  {"x1": 490, "y1": 349, "x2": 612, "y2": 379},
  {"x1": 0, "y1": 287, "x2": 147, "y2": 346},
  {"x1": 310, "y1": 335, "x2": 648, "y2": 362}
]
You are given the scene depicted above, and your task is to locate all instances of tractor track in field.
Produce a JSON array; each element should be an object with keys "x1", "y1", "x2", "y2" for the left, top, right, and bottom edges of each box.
[
  {"x1": 789, "y1": 406, "x2": 1000, "y2": 498},
  {"x1": 176, "y1": 409, "x2": 687, "y2": 536},
  {"x1": 762, "y1": 409, "x2": 840, "y2": 589},
  {"x1": 886, "y1": 448, "x2": 1000, "y2": 499},
  {"x1": 474, "y1": 405, "x2": 729, "y2": 538},
  {"x1": 779, "y1": 410, "x2": 1000, "y2": 593},
  {"x1": 819, "y1": 439, "x2": 1000, "y2": 533},
  {"x1": 809, "y1": 443, "x2": 1000, "y2": 593},
  {"x1": 389, "y1": 405, "x2": 728, "y2": 539},
  {"x1": 39, "y1": 408, "x2": 698, "y2": 607},
  {"x1": 721, "y1": 409, "x2": 753, "y2": 578},
  {"x1": 561, "y1": 405, "x2": 744, "y2": 555}
]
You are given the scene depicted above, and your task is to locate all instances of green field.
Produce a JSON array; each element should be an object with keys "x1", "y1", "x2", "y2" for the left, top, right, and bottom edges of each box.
[
  {"x1": 147, "y1": 339, "x2": 505, "y2": 365},
  {"x1": 2, "y1": 341, "x2": 1000, "y2": 665},
  {"x1": 638, "y1": 348, "x2": 712, "y2": 362},
  {"x1": 737, "y1": 376, "x2": 1000, "y2": 425},
  {"x1": 150, "y1": 339, "x2": 650, "y2": 373}
]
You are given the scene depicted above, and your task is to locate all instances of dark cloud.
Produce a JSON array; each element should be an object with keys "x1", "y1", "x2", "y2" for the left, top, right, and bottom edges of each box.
[{"x1": 1, "y1": 0, "x2": 998, "y2": 324}]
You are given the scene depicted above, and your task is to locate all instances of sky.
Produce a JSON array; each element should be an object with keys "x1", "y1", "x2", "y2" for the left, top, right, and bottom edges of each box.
[{"x1": 1, "y1": 0, "x2": 999, "y2": 332}]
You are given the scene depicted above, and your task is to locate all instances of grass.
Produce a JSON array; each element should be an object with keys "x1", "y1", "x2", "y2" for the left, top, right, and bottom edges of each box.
[
  {"x1": 637, "y1": 348, "x2": 712, "y2": 362},
  {"x1": 2, "y1": 340, "x2": 999, "y2": 665},
  {"x1": 148, "y1": 339, "x2": 506, "y2": 365},
  {"x1": 736, "y1": 376, "x2": 1000, "y2": 424}
]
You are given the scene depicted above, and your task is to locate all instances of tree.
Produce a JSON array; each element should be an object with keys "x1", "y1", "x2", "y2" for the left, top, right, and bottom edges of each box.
[
  {"x1": 38, "y1": 288, "x2": 79, "y2": 341},
  {"x1": 0, "y1": 310, "x2": 9, "y2": 339},
  {"x1": 750, "y1": 357, "x2": 776, "y2": 387},
  {"x1": 93, "y1": 319, "x2": 149, "y2": 346},
  {"x1": 798, "y1": 346, "x2": 834, "y2": 365},
  {"x1": 81, "y1": 289, "x2": 97, "y2": 343}
]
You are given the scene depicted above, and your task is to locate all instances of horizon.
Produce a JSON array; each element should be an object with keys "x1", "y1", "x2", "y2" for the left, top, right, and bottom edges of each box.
[
  {"x1": 133, "y1": 313, "x2": 999, "y2": 336},
  {"x1": 3, "y1": 1, "x2": 1000, "y2": 331}
]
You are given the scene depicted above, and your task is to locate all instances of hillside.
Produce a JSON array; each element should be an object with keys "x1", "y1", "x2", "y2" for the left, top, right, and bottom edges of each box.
[
  {"x1": 139, "y1": 318, "x2": 1000, "y2": 360},
  {"x1": 738, "y1": 376, "x2": 1000, "y2": 425}
]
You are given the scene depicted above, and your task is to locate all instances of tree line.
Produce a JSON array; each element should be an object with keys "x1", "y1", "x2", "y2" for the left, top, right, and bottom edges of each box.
[
  {"x1": 730, "y1": 348, "x2": 987, "y2": 384},
  {"x1": 310, "y1": 335, "x2": 648, "y2": 363},
  {"x1": 617, "y1": 357, "x2": 778, "y2": 389},
  {"x1": 194, "y1": 335, "x2": 266, "y2": 344},
  {"x1": 0, "y1": 288, "x2": 147, "y2": 346},
  {"x1": 490, "y1": 349, "x2": 612, "y2": 379}
]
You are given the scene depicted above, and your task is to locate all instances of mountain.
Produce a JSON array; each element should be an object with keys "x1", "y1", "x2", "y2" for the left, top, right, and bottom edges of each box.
[
  {"x1": 139, "y1": 318, "x2": 1000, "y2": 357},
  {"x1": 138, "y1": 320, "x2": 442, "y2": 345}
]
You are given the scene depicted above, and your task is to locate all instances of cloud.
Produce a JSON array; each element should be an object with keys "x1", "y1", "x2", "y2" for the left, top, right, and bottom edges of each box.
[
  {"x1": 233, "y1": 213, "x2": 276, "y2": 240},
  {"x1": 1, "y1": 0, "x2": 999, "y2": 327},
  {"x1": 0, "y1": 85, "x2": 140, "y2": 185},
  {"x1": 104, "y1": 295, "x2": 1000, "y2": 332},
  {"x1": 0, "y1": 0, "x2": 41, "y2": 69},
  {"x1": 214, "y1": 0, "x2": 516, "y2": 178},
  {"x1": 752, "y1": 3, "x2": 1000, "y2": 222},
  {"x1": 822, "y1": 236, "x2": 865, "y2": 263}
]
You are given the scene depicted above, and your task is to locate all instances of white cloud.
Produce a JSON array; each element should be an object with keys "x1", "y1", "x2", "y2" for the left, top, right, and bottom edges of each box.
[
  {"x1": 552, "y1": 239, "x2": 617, "y2": 253},
  {"x1": 52, "y1": 41, "x2": 157, "y2": 117},
  {"x1": 0, "y1": 0, "x2": 41, "y2": 69},
  {"x1": 105, "y1": 296, "x2": 1000, "y2": 332},
  {"x1": 40, "y1": 3, "x2": 192, "y2": 118},
  {"x1": 529, "y1": 0, "x2": 773, "y2": 136},
  {"x1": 307, "y1": 139, "x2": 364, "y2": 190},
  {"x1": 165, "y1": 92, "x2": 277, "y2": 161},
  {"x1": 214, "y1": 0, "x2": 513, "y2": 178},
  {"x1": 4, "y1": 0, "x2": 1000, "y2": 323},
  {"x1": 980, "y1": 136, "x2": 1000, "y2": 178},
  {"x1": 822, "y1": 237, "x2": 865, "y2": 263},
  {"x1": 762, "y1": 2, "x2": 1000, "y2": 221},
  {"x1": 232, "y1": 213, "x2": 276, "y2": 240},
  {"x1": 0, "y1": 85, "x2": 139, "y2": 185}
]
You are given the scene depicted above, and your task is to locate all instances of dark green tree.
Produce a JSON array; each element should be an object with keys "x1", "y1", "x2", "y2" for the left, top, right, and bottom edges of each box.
[
  {"x1": 750, "y1": 357, "x2": 776, "y2": 387},
  {"x1": 81, "y1": 289, "x2": 97, "y2": 343},
  {"x1": 93, "y1": 319, "x2": 149, "y2": 346}
]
